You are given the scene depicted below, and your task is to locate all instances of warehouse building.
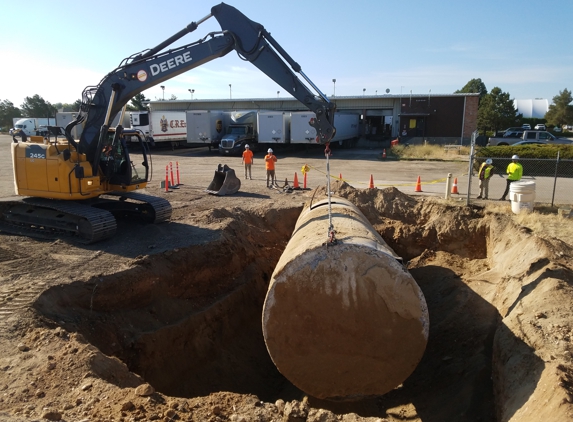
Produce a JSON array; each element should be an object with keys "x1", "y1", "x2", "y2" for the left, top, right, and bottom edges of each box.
[{"x1": 148, "y1": 92, "x2": 479, "y2": 145}]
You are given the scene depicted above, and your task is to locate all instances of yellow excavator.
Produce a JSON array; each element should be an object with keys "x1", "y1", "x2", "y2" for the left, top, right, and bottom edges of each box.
[{"x1": 2, "y1": 2, "x2": 336, "y2": 243}]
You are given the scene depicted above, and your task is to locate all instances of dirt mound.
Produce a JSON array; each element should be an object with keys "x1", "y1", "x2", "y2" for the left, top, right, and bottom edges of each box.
[{"x1": 1, "y1": 182, "x2": 573, "y2": 421}]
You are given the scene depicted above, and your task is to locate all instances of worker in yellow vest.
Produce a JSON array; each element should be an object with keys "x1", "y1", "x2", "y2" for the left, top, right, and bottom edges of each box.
[
  {"x1": 477, "y1": 158, "x2": 494, "y2": 199},
  {"x1": 500, "y1": 155, "x2": 523, "y2": 201}
]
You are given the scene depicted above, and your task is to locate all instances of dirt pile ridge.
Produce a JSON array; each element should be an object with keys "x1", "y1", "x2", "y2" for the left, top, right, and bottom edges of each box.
[{"x1": 0, "y1": 181, "x2": 572, "y2": 421}]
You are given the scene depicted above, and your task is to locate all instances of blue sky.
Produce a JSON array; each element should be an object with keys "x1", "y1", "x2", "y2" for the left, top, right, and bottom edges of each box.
[{"x1": 2, "y1": 0, "x2": 571, "y2": 107}]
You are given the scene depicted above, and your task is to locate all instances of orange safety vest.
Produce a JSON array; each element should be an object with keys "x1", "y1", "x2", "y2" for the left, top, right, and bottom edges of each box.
[
  {"x1": 242, "y1": 149, "x2": 253, "y2": 164},
  {"x1": 265, "y1": 154, "x2": 277, "y2": 170}
]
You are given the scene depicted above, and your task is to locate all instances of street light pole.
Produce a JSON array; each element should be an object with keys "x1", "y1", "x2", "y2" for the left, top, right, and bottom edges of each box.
[
  {"x1": 160, "y1": 85, "x2": 165, "y2": 101},
  {"x1": 332, "y1": 78, "x2": 336, "y2": 97},
  {"x1": 229, "y1": 84, "x2": 232, "y2": 99},
  {"x1": 188, "y1": 89, "x2": 194, "y2": 100}
]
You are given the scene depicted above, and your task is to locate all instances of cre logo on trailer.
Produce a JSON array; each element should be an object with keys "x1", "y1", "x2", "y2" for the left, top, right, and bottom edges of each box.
[
  {"x1": 25, "y1": 145, "x2": 46, "y2": 159},
  {"x1": 160, "y1": 116, "x2": 168, "y2": 133}
]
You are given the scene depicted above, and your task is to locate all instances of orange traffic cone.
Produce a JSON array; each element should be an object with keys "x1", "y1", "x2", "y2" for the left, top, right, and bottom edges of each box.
[
  {"x1": 293, "y1": 172, "x2": 300, "y2": 189},
  {"x1": 339, "y1": 173, "x2": 343, "y2": 181},
  {"x1": 451, "y1": 177, "x2": 459, "y2": 194},
  {"x1": 369, "y1": 174, "x2": 375, "y2": 189},
  {"x1": 382, "y1": 149, "x2": 387, "y2": 159},
  {"x1": 415, "y1": 176, "x2": 422, "y2": 192}
]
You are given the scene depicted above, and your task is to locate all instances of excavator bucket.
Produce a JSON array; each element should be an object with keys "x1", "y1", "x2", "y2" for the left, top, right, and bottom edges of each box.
[{"x1": 206, "y1": 164, "x2": 241, "y2": 196}]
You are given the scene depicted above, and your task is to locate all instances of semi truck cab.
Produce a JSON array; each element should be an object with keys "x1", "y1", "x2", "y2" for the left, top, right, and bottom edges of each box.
[{"x1": 219, "y1": 124, "x2": 256, "y2": 155}]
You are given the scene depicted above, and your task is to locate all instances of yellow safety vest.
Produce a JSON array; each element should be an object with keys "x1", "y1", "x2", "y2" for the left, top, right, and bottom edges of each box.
[
  {"x1": 479, "y1": 163, "x2": 493, "y2": 180},
  {"x1": 506, "y1": 162, "x2": 523, "y2": 181}
]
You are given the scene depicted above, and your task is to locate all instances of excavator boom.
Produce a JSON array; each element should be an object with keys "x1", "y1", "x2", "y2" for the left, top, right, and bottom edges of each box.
[
  {"x1": 73, "y1": 2, "x2": 336, "y2": 165},
  {"x1": 4, "y1": 3, "x2": 335, "y2": 243}
]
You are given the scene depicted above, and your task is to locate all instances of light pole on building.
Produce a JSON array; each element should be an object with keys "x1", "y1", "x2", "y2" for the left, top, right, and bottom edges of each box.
[
  {"x1": 277, "y1": 91, "x2": 280, "y2": 98},
  {"x1": 332, "y1": 78, "x2": 336, "y2": 97},
  {"x1": 188, "y1": 89, "x2": 194, "y2": 100},
  {"x1": 160, "y1": 85, "x2": 165, "y2": 100},
  {"x1": 363, "y1": 88, "x2": 366, "y2": 96},
  {"x1": 229, "y1": 84, "x2": 232, "y2": 99}
]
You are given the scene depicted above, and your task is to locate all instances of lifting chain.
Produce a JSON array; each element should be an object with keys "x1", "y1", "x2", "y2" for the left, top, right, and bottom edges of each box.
[{"x1": 324, "y1": 142, "x2": 337, "y2": 245}]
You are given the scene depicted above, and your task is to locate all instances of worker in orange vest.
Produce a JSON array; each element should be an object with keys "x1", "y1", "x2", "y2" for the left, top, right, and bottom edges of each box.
[
  {"x1": 242, "y1": 144, "x2": 254, "y2": 179},
  {"x1": 265, "y1": 148, "x2": 278, "y2": 188}
]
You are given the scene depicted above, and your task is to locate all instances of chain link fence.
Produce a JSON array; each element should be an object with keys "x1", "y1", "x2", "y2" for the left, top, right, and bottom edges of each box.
[{"x1": 468, "y1": 131, "x2": 573, "y2": 207}]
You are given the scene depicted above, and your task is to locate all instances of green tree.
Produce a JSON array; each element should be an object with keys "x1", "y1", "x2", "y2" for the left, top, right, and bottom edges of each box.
[
  {"x1": 477, "y1": 87, "x2": 520, "y2": 134},
  {"x1": 0, "y1": 99, "x2": 21, "y2": 130},
  {"x1": 545, "y1": 89, "x2": 573, "y2": 127},
  {"x1": 455, "y1": 78, "x2": 488, "y2": 103},
  {"x1": 53, "y1": 100, "x2": 82, "y2": 112},
  {"x1": 128, "y1": 93, "x2": 149, "y2": 111},
  {"x1": 20, "y1": 95, "x2": 57, "y2": 118}
]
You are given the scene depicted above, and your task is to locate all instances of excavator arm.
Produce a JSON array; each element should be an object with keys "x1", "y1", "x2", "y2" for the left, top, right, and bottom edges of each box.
[{"x1": 71, "y1": 2, "x2": 336, "y2": 169}]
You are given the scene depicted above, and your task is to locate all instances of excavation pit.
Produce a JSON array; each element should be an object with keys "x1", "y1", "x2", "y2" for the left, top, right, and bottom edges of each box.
[{"x1": 31, "y1": 184, "x2": 573, "y2": 421}]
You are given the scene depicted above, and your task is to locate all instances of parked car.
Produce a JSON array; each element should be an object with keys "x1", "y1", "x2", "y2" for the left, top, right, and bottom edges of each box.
[
  {"x1": 534, "y1": 124, "x2": 546, "y2": 130},
  {"x1": 554, "y1": 127, "x2": 563, "y2": 133},
  {"x1": 489, "y1": 130, "x2": 573, "y2": 146},
  {"x1": 512, "y1": 140, "x2": 548, "y2": 145},
  {"x1": 501, "y1": 127, "x2": 525, "y2": 138},
  {"x1": 522, "y1": 124, "x2": 531, "y2": 130}
]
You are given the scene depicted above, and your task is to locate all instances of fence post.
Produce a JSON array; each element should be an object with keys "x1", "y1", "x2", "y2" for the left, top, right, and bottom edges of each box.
[
  {"x1": 551, "y1": 151, "x2": 560, "y2": 207},
  {"x1": 466, "y1": 130, "x2": 478, "y2": 206},
  {"x1": 445, "y1": 173, "x2": 452, "y2": 199}
]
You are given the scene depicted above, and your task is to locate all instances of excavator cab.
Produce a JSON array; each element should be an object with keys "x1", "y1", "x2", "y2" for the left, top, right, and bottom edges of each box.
[{"x1": 100, "y1": 129, "x2": 149, "y2": 188}]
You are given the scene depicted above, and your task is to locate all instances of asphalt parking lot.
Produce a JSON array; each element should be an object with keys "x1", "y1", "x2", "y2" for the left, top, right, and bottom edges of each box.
[{"x1": 1, "y1": 134, "x2": 572, "y2": 206}]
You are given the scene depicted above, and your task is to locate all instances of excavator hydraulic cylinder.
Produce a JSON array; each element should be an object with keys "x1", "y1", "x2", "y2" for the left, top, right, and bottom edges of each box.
[{"x1": 262, "y1": 197, "x2": 429, "y2": 400}]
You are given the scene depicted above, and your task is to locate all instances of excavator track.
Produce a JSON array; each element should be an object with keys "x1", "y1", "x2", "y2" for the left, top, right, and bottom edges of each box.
[
  {"x1": 99, "y1": 191, "x2": 172, "y2": 223},
  {"x1": 0, "y1": 193, "x2": 171, "y2": 244},
  {"x1": 0, "y1": 197, "x2": 117, "y2": 243}
]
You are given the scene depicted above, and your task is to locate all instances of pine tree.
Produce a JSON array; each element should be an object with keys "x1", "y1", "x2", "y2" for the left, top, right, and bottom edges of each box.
[{"x1": 545, "y1": 89, "x2": 573, "y2": 127}]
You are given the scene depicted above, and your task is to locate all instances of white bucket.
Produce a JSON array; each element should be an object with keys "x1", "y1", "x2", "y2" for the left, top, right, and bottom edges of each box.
[{"x1": 509, "y1": 180, "x2": 536, "y2": 214}]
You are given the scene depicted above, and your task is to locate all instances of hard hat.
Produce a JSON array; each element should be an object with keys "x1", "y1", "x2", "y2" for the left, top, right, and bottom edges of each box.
[
  {"x1": 245, "y1": 144, "x2": 249, "y2": 148},
  {"x1": 485, "y1": 159, "x2": 492, "y2": 165},
  {"x1": 511, "y1": 154, "x2": 519, "y2": 160},
  {"x1": 268, "y1": 148, "x2": 273, "y2": 153}
]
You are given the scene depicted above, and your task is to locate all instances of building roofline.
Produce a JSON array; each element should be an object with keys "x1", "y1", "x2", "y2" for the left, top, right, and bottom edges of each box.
[{"x1": 148, "y1": 92, "x2": 479, "y2": 104}]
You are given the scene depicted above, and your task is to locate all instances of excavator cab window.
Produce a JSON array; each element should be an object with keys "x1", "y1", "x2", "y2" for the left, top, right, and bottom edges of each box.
[{"x1": 98, "y1": 132, "x2": 147, "y2": 186}]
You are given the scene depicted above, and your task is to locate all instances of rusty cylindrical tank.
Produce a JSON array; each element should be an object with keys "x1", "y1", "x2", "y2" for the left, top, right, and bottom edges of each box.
[{"x1": 262, "y1": 197, "x2": 429, "y2": 400}]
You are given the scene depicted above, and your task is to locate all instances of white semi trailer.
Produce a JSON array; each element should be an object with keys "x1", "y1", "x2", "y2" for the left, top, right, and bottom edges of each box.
[
  {"x1": 128, "y1": 110, "x2": 187, "y2": 147},
  {"x1": 185, "y1": 110, "x2": 228, "y2": 150},
  {"x1": 219, "y1": 110, "x2": 293, "y2": 155},
  {"x1": 290, "y1": 112, "x2": 360, "y2": 147},
  {"x1": 257, "y1": 111, "x2": 290, "y2": 144}
]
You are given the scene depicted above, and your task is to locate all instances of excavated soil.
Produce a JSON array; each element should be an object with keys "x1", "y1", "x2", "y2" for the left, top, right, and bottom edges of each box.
[{"x1": 1, "y1": 180, "x2": 573, "y2": 422}]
